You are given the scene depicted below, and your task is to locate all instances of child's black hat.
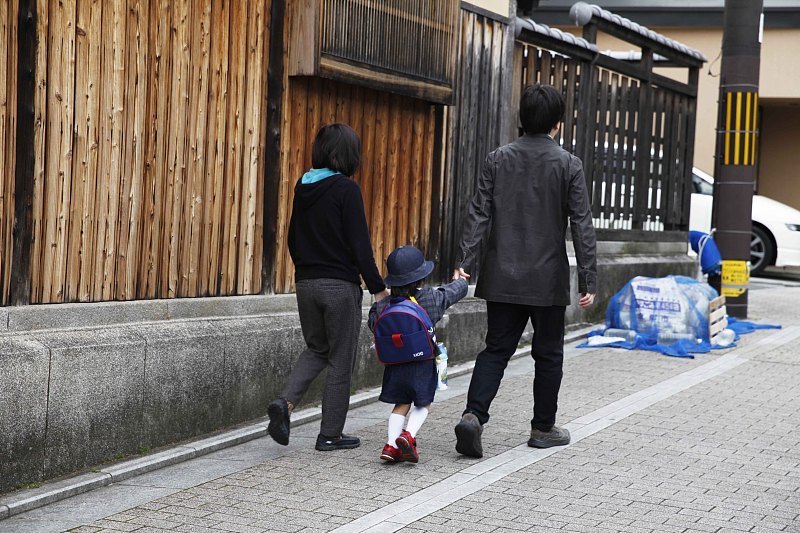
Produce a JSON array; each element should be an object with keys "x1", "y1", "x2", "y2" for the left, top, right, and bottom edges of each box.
[{"x1": 384, "y1": 246, "x2": 434, "y2": 287}]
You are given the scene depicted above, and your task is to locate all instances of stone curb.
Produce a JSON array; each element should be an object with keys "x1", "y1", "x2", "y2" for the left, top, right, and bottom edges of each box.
[{"x1": 0, "y1": 326, "x2": 593, "y2": 521}]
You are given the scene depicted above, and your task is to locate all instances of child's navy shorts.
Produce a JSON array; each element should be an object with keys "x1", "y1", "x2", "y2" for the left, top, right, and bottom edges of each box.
[{"x1": 379, "y1": 359, "x2": 437, "y2": 406}]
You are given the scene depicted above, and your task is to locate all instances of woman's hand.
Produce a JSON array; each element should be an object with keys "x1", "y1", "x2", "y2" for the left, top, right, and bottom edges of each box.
[{"x1": 375, "y1": 289, "x2": 391, "y2": 302}]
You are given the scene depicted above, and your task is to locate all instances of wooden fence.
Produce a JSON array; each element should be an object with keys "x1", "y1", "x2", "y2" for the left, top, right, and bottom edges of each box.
[
  {"x1": 273, "y1": 76, "x2": 438, "y2": 293},
  {"x1": 514, "y1": 20, "x2": 701, "y2": 234},
  {"x1": 25, "y1": 0, "x2": 271, "y2": 304},
  {"x1": 436, "y1": 7, "x2": 513, "y2": 281},
  {"x1": 0, "y1": 2, "x2": 18, "y2": 306}
]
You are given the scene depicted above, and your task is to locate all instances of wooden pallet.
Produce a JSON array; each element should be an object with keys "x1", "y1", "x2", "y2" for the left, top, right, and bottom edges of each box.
[{"x1": 709, "y1": 295, "x2": 728, "y2": 344}]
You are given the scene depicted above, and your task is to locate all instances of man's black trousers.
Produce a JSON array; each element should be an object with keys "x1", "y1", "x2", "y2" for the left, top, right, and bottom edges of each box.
[{"x1": 464, "y1": 301, "x2": 566, "y2": 431}]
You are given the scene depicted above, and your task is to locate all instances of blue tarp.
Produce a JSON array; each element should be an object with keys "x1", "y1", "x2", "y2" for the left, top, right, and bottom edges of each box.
[{"x1": 579, "y1": 276, "x2": 780, "y2": 358}]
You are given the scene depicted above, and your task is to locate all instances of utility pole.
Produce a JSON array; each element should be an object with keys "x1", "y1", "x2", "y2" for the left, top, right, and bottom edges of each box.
[{"x1": 711, "y1": 0, "x2": 763, "y2": 318}]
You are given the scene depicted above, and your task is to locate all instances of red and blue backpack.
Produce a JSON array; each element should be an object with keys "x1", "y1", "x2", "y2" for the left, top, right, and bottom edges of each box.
[{"x1": 373, "y1": 297, "x2": 436, "y2": 365}]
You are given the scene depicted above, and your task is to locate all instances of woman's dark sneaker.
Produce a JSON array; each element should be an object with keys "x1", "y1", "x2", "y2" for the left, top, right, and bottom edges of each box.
[
  {"x1": 267, "y1": 399, "x2": 291, "y2": 445},
  {"x1": 315, "y1": 434, "x2": 361, "y2": 451},
  {"x1": 528, "y1": 426, "x2": 570, "y2": 448},
  {"x1": 454, "y1": 413, "x2": 483, "y2": 458}
]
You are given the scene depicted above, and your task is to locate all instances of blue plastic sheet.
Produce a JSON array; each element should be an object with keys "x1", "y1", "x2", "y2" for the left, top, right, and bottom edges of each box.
[{"x1": 580, "y1": 276, "x2": 781, "y2": 358}]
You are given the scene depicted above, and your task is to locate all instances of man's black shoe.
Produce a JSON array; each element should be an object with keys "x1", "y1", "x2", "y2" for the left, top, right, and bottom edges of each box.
[
  {"x1": 454, "y1": 413, "x2": 483, "y2": 458},
  {"x1": 315, "y1": 434, "x2": 361, "y2": 451},
  {"x1": 267, "y1": 398, "x2": 291, "y2": 446}
]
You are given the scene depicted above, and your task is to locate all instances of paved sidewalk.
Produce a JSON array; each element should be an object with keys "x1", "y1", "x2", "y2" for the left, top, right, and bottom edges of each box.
[{"x1": 2, "y1": 287, "x2": 799, "y2": 533}]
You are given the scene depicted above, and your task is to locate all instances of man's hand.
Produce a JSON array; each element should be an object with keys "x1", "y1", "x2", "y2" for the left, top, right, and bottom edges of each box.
[
  {"x1": 375, "y1": 289, "x2": 391, "y2": 302},
  {"x1": 453, "y1": 268, "x2": 471, "y2": 281},
  {"x1": 579, "y1": 293, "x2": 595, "y2": 309}
]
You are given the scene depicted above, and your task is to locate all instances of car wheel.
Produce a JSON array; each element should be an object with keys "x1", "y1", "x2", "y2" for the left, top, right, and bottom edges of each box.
[{"x1": 750, "y1": 224, "x2": 774, "y2": 276}]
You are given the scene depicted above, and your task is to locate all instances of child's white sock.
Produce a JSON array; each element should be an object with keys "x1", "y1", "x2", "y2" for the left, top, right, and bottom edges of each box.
[
  {"x1": 387, "y1": 413, "x2": 405, "y2": 448},
  {"x1": 405, "y1": 406, "x2": 429, "y2": 438}
]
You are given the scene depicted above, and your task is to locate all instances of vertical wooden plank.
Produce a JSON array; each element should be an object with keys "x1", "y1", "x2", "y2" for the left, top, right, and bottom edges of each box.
[
  {"x1": 274, "y1": 77, "x2": 303, "y2": 293},
  {"x1": 591, "y1": 69, "x2": 609, "y2": 220},
  {"x1": 408, "y1": 102, "x2": 425, "y2": 248},
  {"x1": 52, "y1": 0, "x2": 76, "y2": 302},
  {"x1": 91, "y1": 0, "x2": 119, "y2": 299},
  {"x1": 395, "y1": 100, "x2": 412, "y2": 247},
  {"x1": 98, "y1": 0, "x2": 127, "y2": 300},
  {"x1": 205, "y1": 0, "x2": 231, "y2": 295},
  {"x1": 124, "y1": 0, "x2": 149, "y2": 299},
  {"x1": 115, "y1": 0, "x2": 149, "y2": 300},
  {"x1": 613, "y1": 76, "x2": 629, "y2": 224},
  {"x1": 383, "y1": 93, "x2": 401, "y2": 260},
  {"x1": 65, "y1": 0, "x2": 85, "y2": 300},
  {"x1": 221, "y1": 0, "x2": 247, "y2": 294},
  {"x1": 40, "y1": 0, "x2": 65, "y2": 302},
  {"x1": 602, "y1": 74, "x2": 619, "y2": 220},
  {"x1": 136, "y1": 0, "x2": 158, "y2": 298},
  {"x1": 238, "y1": 0, "x2": 267, "y2": 294},
  {"x1": 0, "y1": 0, "x2": 14, "y2": 304},
  {"x1": 10, "y1": 0, "x2": 35, "y2": 306},
  {"x1": 252, "y1": 0, "x2": 270, "y2": 294},
  {"x1": 622, "y1": 80, "x2": 638, "y2": 222},
  {"x1": 68, "y1": 2, "x2": 103, "y2": 302},
  {"x1": 161, "y1": 0, "x2": 192, "y2": 298},
  {"x1": 141, "y1": 0, "x2": 173, "y2": 298},
  {"x1": 370, "y1": 83, "x2": 389, "y2": 268},
  {"x1": 419, "y1": 103, "x2": 435, "y2": 255},
  {"x1": 359, "y1": 87, "x2": 377, "y2": 228},
  {"x1": 178, "y1": 0, "x2": 210, "y2": 297},
  {"x1": 29, "y1": 0, "x2": 48, "y2": 303}
]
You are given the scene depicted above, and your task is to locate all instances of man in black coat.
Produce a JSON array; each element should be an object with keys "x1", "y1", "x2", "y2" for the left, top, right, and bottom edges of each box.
[{"x1": 453, "y1": 84, "x2": 598, "y2": 458}]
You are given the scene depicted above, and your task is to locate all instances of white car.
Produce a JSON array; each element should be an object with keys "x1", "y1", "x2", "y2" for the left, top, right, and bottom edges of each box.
[{"x1": 690, "y1": 167, "x2": 800, "y2": 275}]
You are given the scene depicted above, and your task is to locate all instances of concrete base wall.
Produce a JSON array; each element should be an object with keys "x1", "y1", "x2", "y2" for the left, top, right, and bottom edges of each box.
[{"x1": 0, "y1": 240, "x2": 695, "y2": 493}]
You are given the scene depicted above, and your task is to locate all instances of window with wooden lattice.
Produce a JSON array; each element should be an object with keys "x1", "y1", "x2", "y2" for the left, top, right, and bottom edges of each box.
[{"x1": 289, "y1": 0, "x2": 460, "y2": 104}]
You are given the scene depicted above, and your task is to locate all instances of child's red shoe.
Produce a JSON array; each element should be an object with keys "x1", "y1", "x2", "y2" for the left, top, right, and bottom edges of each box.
[
  {"x1": 395, "y1": 430, "x2": 419, "y2": 463},
  {"x1": 380, "y1": 444, "x2": 402, "y2": 463}
]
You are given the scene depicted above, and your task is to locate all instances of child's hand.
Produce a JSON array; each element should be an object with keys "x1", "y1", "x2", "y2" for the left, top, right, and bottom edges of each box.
[
  {"x1": 453, "y1": 268, "x2": 470, "y2": 281},
  {"x1": 579, "y1": 293, "x2": 595, "y2": 309}
]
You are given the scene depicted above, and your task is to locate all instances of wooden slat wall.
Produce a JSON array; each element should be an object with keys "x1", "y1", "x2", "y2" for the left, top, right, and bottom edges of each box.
[
  {"x1": 517, "y1": 42, "x2": 694, "y2": 232},
  {"x1": 0, "y1": 0, "x2": 19, "y2": 306},
  {"x1": 273, "y1": 77, "x2": 437, "y2": 294},
  {"x1": 438, "y1": 10, "x2": 509, "y2": 280},
  {"x1": 27, "y1": 0, "x2": 271, "y2": 304}
]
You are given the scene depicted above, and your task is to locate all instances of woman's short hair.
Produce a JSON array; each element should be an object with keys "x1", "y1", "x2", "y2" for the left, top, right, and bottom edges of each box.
[
  {"x1": 519, "y1": 84, "x2": 565, "y2": 135},
  {"x1": 311, "y1": 123, "x2": 362, "y2": 176}
]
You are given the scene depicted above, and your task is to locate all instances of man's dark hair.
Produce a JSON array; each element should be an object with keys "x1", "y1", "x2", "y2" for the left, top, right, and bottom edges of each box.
[
  {"x1": 390, "y1": 281, "x2": 422, "y2": 299},
  {"x1": 519, "y1": 84, "x2": 565, "y2": 135},
  {"x1": 311, "y1": 123, "x2": 362, "y2": 176}
]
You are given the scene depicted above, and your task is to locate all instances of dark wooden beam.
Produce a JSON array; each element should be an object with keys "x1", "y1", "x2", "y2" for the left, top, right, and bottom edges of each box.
[
  {"x1": 10, "y1": 0, "x2": 37, "y2": 305},
  {"x1": 516, "y1": 27, "x2": 596, "y2": 63},
  {"x1": 261, "y1": 0, "x2": 287, "y2": 294}
]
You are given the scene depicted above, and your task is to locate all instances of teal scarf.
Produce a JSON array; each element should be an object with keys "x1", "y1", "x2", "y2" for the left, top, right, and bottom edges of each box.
[{"x1": 301, "y1": 167, "x2": 339, "y2": 184}]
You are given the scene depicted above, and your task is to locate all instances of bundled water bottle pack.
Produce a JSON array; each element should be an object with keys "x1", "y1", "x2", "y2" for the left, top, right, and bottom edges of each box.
[{"x1": 581, "y1": 275, "x2": 779, "y2": 358}]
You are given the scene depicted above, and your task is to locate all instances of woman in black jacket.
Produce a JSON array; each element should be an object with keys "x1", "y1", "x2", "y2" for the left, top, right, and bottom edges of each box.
[{"x1": 267, "y1": 123, "x2": 389, "y2": 451}]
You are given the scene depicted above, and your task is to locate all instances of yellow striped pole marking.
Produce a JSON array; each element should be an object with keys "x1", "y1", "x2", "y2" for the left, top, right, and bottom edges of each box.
[
  {"x1": 724, "y1": 93, "x2": 732, "y2": 165},
  {"x1": 744, "y1": 92, "x2": 751, "y2": 165},
  {"x1": 734, "y1": 92, "x2": 742, "y2": 165}
]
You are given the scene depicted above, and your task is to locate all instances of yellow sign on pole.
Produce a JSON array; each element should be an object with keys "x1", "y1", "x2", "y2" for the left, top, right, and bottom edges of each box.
[{"x1": 721, "y1": 260, "x2": 749, "y2": 297}]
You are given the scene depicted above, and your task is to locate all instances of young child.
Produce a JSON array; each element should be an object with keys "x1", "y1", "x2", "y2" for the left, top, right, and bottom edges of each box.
[{"x1": 368, "y1": 246, "x2": 468, "y2": 463}]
